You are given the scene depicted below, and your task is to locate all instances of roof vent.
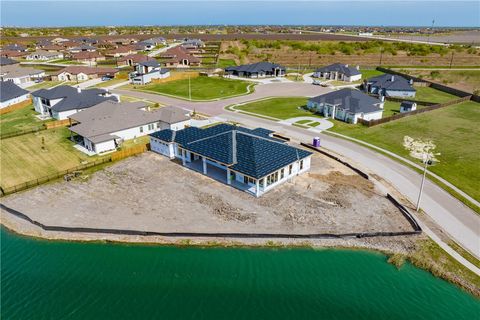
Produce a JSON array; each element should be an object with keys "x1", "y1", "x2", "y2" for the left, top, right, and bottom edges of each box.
[
  {"x1": 390, "y1": 75, "x2": 395, "y2": 82},
  {"x1": 345, "y1": 64, "x2": 349, "y2": 68},
  {"x1": 356, "y1": 65, "x2": 360, "y2": 70},
  {"x1": 232, "y1": 129, "x2": 237, "y2": 164}
]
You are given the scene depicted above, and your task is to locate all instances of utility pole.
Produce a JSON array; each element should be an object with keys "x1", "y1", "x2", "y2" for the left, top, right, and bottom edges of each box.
[
  {"x1": 428, "y1": 19, "x2": 435, "y2": 43},
  {"x1": 379, "y1": 47, "x2": 384, "y2": 66},
  {"x1": 416, "y1": 157, "x2": 432, "y2": 212},
  {"x1": 188, "y1": 74, "x2": 191, "y2": 101},
  {"x1": 449, "y1": 51, "x2": 454, "y2": 69}
]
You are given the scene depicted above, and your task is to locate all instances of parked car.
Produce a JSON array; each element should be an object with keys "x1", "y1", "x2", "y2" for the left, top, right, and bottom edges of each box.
[
  {"x1": 101, "y1": 75, "x2": 114, "y2": 81},
  {"x1": 312, "y1": 79, "x2": 322, "y2": 86}
]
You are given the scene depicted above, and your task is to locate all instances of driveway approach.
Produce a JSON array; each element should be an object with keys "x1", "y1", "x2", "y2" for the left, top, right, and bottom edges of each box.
[
  {"x1": 114, "y1": 83, "x2": 480, "y2": 258},
  {"x1": 113, "y1": 82, "x2": 331, "y2": 115}
]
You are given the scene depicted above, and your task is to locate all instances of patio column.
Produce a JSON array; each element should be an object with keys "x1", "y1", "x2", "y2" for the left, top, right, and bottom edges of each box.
[
  {"x1": 226, "y1": 168, "x2": 231, "y2": 185},
  {"x1": 255, "y1": 179, "x2": 260, "y2": 197},
  {"x1": 202, "y1": 157, "x2": 207, "y2": 175},
  {"x1": 181, "y1": 149, "x2": 186, "y2": 166}
]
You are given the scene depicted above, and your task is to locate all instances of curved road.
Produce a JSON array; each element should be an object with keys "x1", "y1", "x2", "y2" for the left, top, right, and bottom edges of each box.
[{"x1": 113, "y1": 82, "x2": 480, "y2": 258}]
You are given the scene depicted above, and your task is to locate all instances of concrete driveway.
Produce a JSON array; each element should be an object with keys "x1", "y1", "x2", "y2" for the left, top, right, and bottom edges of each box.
[{"x1": 113, "y1": 82, "x2": 331, "y2": 115}]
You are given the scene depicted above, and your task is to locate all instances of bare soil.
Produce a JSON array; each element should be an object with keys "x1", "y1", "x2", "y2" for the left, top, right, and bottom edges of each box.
[{"x1": 0, "y1": 151, "x2": 414, "y2": 236}]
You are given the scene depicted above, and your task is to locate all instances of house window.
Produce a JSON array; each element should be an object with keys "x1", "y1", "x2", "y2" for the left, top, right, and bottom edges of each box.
[
  {"x1": 148, "y1": 124, "x2": 154, "y2": 130},
  {"x1": 280, "y1": 168, "x2": 284, "y2": 180},
  {"x1": 243, "y1": 176, "x2": 255, "y2": 185},
  {"x1": 157, "y1": 121, "x2": 162, "y2": 129},
  {"x1": 139, "y1": 126, "x2": 144, "y2": 133},
  {"x1": 300, "y1": 160, "x2": 304, "y2": 170},
  {"x1": 289, "y1": 164, "x2": 293, "y2": 175}
]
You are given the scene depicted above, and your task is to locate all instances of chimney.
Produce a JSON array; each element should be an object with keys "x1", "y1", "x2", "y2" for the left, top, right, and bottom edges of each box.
[
  {"x1": 356, "y1": 65, "x2": 360, "y2": 70},
  {"x1": 409, "y1": 79, "x2": 414, "y2": 85},
  {"x1": 390, "y1": 75, "x2": 395, "y2": 82},
  {"x1": 231, "y1": 129, "x2": 237, "y2": 164},
  {"x1": 345, "y1": 64, "x2": 349, "y2": 68},
  {"x1": 77, "y1": 86, "x2": 82, "y2": 93}
]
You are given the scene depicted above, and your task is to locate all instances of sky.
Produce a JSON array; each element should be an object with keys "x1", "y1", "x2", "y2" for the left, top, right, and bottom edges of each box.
[{"x1": 1, "y1": 1, "x2": 479, "y2": 27}]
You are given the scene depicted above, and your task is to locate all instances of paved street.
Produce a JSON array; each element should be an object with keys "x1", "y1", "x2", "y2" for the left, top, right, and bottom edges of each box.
[{"x1": 115, "y1": 83, "x2": 480, "y2": 258}]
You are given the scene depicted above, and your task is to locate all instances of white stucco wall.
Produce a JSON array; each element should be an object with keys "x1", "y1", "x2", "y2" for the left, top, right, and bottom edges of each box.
[
  {"x1": 0, "y1": 93, "x2": 29, "y2": 109},
  {"x1": 94, "y1": 140, "x2": 116, "y2": 154}
]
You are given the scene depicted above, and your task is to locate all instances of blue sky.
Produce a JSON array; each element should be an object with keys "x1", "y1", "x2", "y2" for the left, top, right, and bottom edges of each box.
[{"x1": 1, "y1": 1, "x2": 479, "y2": 27}]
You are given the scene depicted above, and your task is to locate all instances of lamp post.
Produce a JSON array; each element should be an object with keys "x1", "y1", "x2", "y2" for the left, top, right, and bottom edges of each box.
[
  {"x1": 188, "y1": 74, "x2": 191, "y2": 101},
  {"x1": 416, "y1": 156, "x2": 433, "y2": 212}
]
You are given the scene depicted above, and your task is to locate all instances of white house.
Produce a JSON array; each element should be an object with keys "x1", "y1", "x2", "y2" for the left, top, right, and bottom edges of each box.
[
  {"x1": 0, "y1": 65, "x2": 45, "y2": 87},
  {"x1": 400, "y1": 101, "x2": 417, "y2": 113},
  {"x1": 32, "y1": 85, "x2": 117, "y2": 120},
  {"x1": 365, "y1": 74, "x2": 416, "y2": 98},
  {"x1": 307, "y1": 88, "x2": 384, "y2": 124},
  {"x1": 313, "y1": 63, "x2": 362, "y2": 82},
  {"x1": 130, "y1": 60, "x2": 170, "y2": 85},
  {"x1": 26, "y1": 50, "x2": 64, "y2": 61},
  {"x1": 69, "y1": 102, "x2": 191, "y2": 154},
  {"x1": 150, "y1": 124, "x2": 312, "y2": 197},
  {"x1": 51, "y1": 66, "x2": 118, "y2": 82},
  {"x1": 0, "y1": 81, "x2": 30, "y2": 109}
]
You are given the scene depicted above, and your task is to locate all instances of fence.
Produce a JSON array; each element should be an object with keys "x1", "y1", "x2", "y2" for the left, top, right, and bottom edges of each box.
[
  {"x1": 357, "y1": 96, "x2": 472, "y2": 127},
  {"x1": 44, "y1": 119, "x2": 71, "y2": 129},
  {"x1": 0, "y1": 99, "x2": 32, "y2": 115},
  {"x1": 0, "y1": 143, "x2": 151, "y2": 197},
  {"x1": 0, "y1": 126, "x2": 46, "y2": 139}
]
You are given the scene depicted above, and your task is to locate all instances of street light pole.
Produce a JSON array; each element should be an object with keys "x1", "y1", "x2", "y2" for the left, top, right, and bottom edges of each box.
[
  {"x1": 188, "y1": 74, "x2": 191, "y2": 101},
  {"x1": 416, "y1": 158, "x2": 430, "y2": 212}
]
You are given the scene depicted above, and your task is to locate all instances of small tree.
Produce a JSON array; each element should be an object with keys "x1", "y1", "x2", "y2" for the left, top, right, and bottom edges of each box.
[{"x1": 41, "y1": 137, "x2": 45, "y2": 150}]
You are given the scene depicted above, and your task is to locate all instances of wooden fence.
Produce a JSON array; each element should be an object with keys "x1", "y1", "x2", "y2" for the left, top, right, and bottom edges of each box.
[
  {"x1": 357, "y1": 96, "x2": 472, "y2": 127},
  {"x1": 44, "y1": 119, "x2": 71, "y2": 129},
  {"x1": 0, "y1": 99, "x2": 32, "y2": 115},
  {"x1": 0, "y1": 143, "x2": 151, "y2": 197},
  {"x1": 0, "y1": 126, "x2": 46, "y2": 139}
]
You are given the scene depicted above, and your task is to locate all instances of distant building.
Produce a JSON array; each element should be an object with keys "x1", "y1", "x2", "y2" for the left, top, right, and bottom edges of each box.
[
  {"x1": 2, "y1": 44, "x2": 27, "y2": 52},
  {"x1": 313, "y1": 63, "x2": 361, "y2": 82},
  {"x1": 159, "y1": 46, "x2": 201, "y2": 68},
  {"x1": 150, "y1": 124, "x2": 312, "y2": 197},
  {"x1": 181, "y1": 38, "x2": 204, "y2": 49},
  {"x1": 0, "y1": 65, "x2": 45, "y2": 87},
  {"x1": 69, "y1": 102, "x2": 190, "y2": 154},
  {"x1": 26, "y1": 50, "x2": 64, "y2": 61},
  {"x1": 130, "y1": 60, "x2": 170, "y2": 85},
  {"x1": 365, "y1": 74, "x2": 416, "y2": 98},
  {"x1": 0, "y1": 57, "x2": 19, "y2": 66},
  {"x1": 400, "y1": 101, "x2": 417, "y2": 113},
  {"x1": 307, "y1": 88, "x2": 384, "y2": 124},
  {"x1": 70, "y1": 51, "x2": 106, "y2": 64},
  {"x1": 117, "y1": 54, "x2": 151, "y2": 67},
  {"x1": 0, "y1": 81, "x2": 30, "y2": 109},
  {"x1": 68, "y1": 45, "x2": 97, "y2": 53},
  {"x1": 105, "y1": 46, "x2": 138, "y2": 58},
  {"x1": 225, "y1": 62, "x2": 286, "y2": 78},
  {"x1": 32, "y1": 85, "x2": 117, "y2": 120},
  {"x1": 51, "y1": 66, "x2": 118, "y2": 82}
]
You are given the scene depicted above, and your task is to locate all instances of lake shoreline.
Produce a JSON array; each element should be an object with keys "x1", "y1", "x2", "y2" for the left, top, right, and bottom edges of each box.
[{"x1": 2, "y1": 210, "x2": 479, "y2": 298}]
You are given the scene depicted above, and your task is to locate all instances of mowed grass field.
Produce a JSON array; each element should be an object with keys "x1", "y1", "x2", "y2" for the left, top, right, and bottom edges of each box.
[
  {"x1": 0, "y1": 104, "x2": 50, "y2": 135},
  {"x1": 0, "y1": 128, "x2": 103, "y2": 188},
  {"x1": 413, "y1": 86, "x2": 458, "y2": 103},
  {"x1": 329, "y1": 101, "x2": 480, "y2": 202},
  {"x1": 235, "y1": 97, "x2": 321, "y2": 119},
  {"x1": 134, "y1": 77, "x2": 253, "y2": 100}
]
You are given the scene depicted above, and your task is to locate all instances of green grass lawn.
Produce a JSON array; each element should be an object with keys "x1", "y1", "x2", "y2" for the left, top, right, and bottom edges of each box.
[
  {"x1": 135, "y1": 77, "x2": 252, "y2": 100},
  {"x1": 235, "y1": 97, "x2": 323, "y2": 119},
  {"x1": 92, "y1": 78, "x2": 128, "y2": 88},
  {"x1": 328, "y1": 100, "x2": 480, "y2": 202},
  {"x1": 0, "y1": 104, "x2": 50, "y2": 135},
  {"x1": 0, "y1": 127, "x2": 106, "y2": 188},
  {"x1": 309, "y1": 121, "x2": 321, "y2": 127},
  {"x1": 413, "y1": 86, "x2": 458, "y2": 103},
  {"x1": 360, "y1": 69, "x2": 385, "y2": 79},
  {"x1": 217, "y1": 59, "x2": 236, "y2": 68},
  {"x1": 27, "y1": 81, "x2": 64, "y2": 91}
]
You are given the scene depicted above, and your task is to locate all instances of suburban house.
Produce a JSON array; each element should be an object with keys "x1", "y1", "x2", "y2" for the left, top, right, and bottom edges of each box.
[
  {"x1": 181, "y1": 38, "x2": 204, "y2": 49},
  {"x1": 225, "y1": 62, "x2": 286, "y2": 78},
  {"x1": 39, "y1": 44, "x2": 65, "y2": 52},
  {"x1": 105, "y1": 46, "x2": 138, "y2": 58},
  {"x1": 0, "y1": 50, "x2": 28, "y2": 59},
  {"x1": 69, "y1": 102, "x2": 191, "y2": 154},
  {"x1": 2, "y1": 44, "x2": 27, "y2": 52},
  {"x1": 365, "y1": 74, "x2": 416, "y2": 98},
  {"x1": 150, "y1": 124, "x2": 312, "y2": 197},
  {"x1": 51, "y1": 66, "x2": 119, "y2": 82},
  {"x1": 129, "y1": 60, "x2": 170, "y2": 85},
  {"x1": 69, "y1": 45, "x2": 97, "y2": 53},
  {"x1": 70, "y1": 51, "x2": 106, "y2": 64},
  {"x1": 135, "y1": 42, "x2": 155, "y2": 51},
  {"x1": 313, "y1": 63, "x2": 362, "y2": 82},
  {"x1": 143, "y1": 37, "x2": 167, "y2": 46},
  {"x1": 117, "y1": 54, "x2": 151, "y2": 67},
  {"x1": 159, "y1": 46, "x2": 201, "y2": 67},
  {"x1": 400, "y1": 101, "x2": 417, "y2": 113},
  {"x1": 307, "y1": 88, "x2": 384, "y2": 124},
  {"x1": 26, "y1": 50, "x2": 64, "y2": 61},
  {"x1": 0, "y1": 57, "x2": 19, "y2": 66},
  {"x1": 32, "y1": 85, "x2": 118, "y2": 120},
  {"x1": 0, "y1": 81, "x2": 30, "y2": 109},
  {"x1": 0, "y1": 65, "x2": 45, "y2": 87}
]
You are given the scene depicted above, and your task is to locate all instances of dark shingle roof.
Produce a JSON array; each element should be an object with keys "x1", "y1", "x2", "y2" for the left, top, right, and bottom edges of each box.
[
  {"x1": 225, "y1": 62, "x2": 286, "y2": 74},
  {"x1": 139, "y1": 60, "x2": 160, "y2": 67},
  {"x1": 400, "y1": 101, "x2": 416, "y2": 107},
  {"x1": 31, "y1": 85, "x2": 116, "y2": 112},
  {"x1": 151, "y1": 124, "x2": 311, "y2": 179},
  {"x1": 0, "y1": 81, "x2": 29, "y2": 102},
  {"x1": 0, "y1": 57, "x2": 18, "y2": 66},
  {"x1": 309, "y1": 88, "x2": 383, "y2": 114},
  {"x1": 367, "y1": 73, "x2": 416, "y2": 92},
  {"x1": 315, "y1": 63, "x2": 361, "y2": 76}
]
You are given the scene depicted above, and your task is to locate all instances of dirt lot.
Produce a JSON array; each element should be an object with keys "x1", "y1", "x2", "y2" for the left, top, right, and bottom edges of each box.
[{"x1": 0, "y1": 151, "x2": 414, "y2": 235}]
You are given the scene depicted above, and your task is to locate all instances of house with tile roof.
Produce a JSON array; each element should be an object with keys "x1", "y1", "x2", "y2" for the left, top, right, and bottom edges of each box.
[
  {"x1": 307, "y1": 88, "x2": 384, "y2": 124},
  {"x1": 150, "y1": 124, "x2": 312, "y2": 197},
  {"x1": 32, "y1": 85, "x2": 118, "y2": 120},
  {"x1": 105, "y1": 45, "x2": 138, "y2": 58},
  {"x1": 26, "y1": 50, "x2": 64, "y2": 61},
  {"x1": 159, "y1": 46, "x2": 201, "y2": 68},
  {"x1": 225, "y1": 62, "x2": 286, "y2": 78},
  {"x1": 0, "y1": 81, "x2": 30, "y2": 109},
  {"x1": 117, "y1": 54, "x2": 151, "y2": 67},
  {"x1": 51, "y1": 66, "x2": 118, "y2": 82},
  {"x1": 365, "y1": 73, "x2": 416, "y2": 98},
  {"x1": 313, "y1": 63, "x2": 362, "y2": 82},
  {"x1": 0, "y1": 65, "x2": 45, "y2": 87},
  {"x1": 69, "y1": 102, "x2": 190, "y2": 154},
  {"x1": 70, "y1": 51, "x2": 106, "y2": 64},
  {"x1": 129, "y1": 60, "x2": 170, "y2": 85}
]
